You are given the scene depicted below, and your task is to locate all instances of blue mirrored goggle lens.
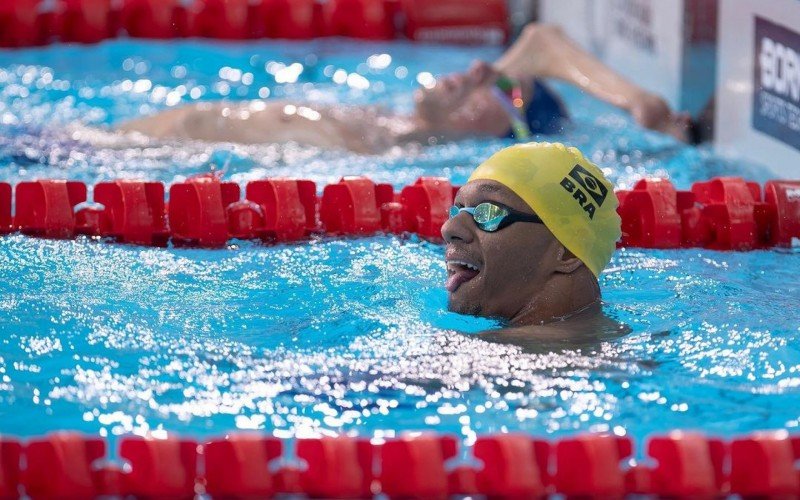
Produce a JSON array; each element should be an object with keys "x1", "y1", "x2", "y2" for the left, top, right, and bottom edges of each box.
[
  {"x1": 473, "y1": 202, "x2": 507, "y2": 224},
  {"x1": 449, "y1": 203, "x2": 508, "y2": 232}
]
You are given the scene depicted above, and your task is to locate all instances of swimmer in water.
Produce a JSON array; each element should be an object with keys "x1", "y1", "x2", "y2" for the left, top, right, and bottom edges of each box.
[
  {"x1": 119, "y1": 24, "x2": 691, "y2": 153},
  {"x1": 443, "y1": 142, "x2": 627, "y2": 342}
]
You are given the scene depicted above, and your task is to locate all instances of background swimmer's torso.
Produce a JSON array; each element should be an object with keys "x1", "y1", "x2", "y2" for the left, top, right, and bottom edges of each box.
[
  {"x1": 0, "y1": 39, "x2": 798, "y2": 441},
  {"x1": 118, "y1": 100, "x2": 398, "y2": 153}
]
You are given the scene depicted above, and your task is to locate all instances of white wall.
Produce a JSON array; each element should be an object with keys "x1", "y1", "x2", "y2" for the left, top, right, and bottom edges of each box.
[
  {"x1": 539, "y1": 0, "x2": 685, "y2": 110},
  {"x1": 715, "y1": 0, "x2": 800, "y2": 179},
  {"x1": 539, "y1": 0, "x2": 599, "y2": 50}
]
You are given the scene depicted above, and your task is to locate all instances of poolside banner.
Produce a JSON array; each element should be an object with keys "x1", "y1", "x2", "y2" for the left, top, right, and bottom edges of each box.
[
  {"x1": 716, "y1": 0, "x2": 800, "y2": 178},
  {"x1": 752, "y1": 17, "x2": 800, "y2": 151}
]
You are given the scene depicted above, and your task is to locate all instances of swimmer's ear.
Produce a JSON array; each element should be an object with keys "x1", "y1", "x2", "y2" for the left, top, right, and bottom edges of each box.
[{"x1": 554, "y1": 246, "x2": 584, "y2": 274}]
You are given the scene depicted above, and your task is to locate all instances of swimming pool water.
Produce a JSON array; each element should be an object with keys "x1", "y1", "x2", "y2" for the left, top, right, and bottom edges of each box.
[{"x1": 0, "y1": 39, "x2": 798, "y2": 446}]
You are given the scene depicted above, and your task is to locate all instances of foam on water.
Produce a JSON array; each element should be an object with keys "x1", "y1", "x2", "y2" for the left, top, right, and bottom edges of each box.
[{"x1": 0, "y1": 39, "x2": 797, "y2": 442}]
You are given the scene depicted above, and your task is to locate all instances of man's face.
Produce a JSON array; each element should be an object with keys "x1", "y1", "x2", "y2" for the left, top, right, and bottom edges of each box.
[
  {"x1": 413, "y1": 61, "x2": 511, "y2": 137},
  {"x1": 441, "y1": 180, "x2": 563, "y2": 320}
]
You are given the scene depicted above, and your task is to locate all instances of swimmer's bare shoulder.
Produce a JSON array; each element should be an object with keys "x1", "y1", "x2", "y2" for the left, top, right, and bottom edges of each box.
[
  {"x1": 115, "y1": 100, "x2": 388, "y2": 153},
  {"x1": 118, "y1": 104, "x2": 197, "y2": 138},
  {"x1": 119, "y1": 101, "x2": 276, "y2": 142},
  {"x1": 474, "y1": 308, "x2": 630, "y2": 353}
]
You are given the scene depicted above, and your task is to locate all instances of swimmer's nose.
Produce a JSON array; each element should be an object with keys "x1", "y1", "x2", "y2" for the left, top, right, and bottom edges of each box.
[
  {"x1": 441, "y1": 75, "x2": 466, "y2": 93},
  {"x1": 468, "y1": 60, "x2": 495, "y2": 86},
  {"x1": 441, "y1": 76, "x2": 457, "y2": 92},
  {"x1": 441, "y1": 211, "x2": 475, "y2": 244}
]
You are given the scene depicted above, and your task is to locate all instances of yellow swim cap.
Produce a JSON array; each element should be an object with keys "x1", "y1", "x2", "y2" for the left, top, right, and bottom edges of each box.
[{"x1": 468, "y1": 142, "x2": 620, "y2": 277}]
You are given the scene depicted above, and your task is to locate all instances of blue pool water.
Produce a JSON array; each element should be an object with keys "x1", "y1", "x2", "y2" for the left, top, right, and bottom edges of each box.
[{"x1": 0, "y1": 39, "x2": 798, "y2": 445}]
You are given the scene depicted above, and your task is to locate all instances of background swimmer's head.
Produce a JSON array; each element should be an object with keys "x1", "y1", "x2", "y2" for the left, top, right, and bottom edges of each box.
[{"x1": 413, "y1": 61, "x2": 512, "y2": 138}]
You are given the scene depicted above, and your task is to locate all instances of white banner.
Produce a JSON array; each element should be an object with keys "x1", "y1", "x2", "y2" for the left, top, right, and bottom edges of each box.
[
  {"x1": 539, "y1": 0, "x2": 685, "y2": 110},
  {"x1": 715, "y1": 0, "x2": 800, "y2": 178}
]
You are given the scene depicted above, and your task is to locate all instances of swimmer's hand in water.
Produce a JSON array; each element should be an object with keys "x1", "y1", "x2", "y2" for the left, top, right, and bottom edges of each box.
[{"x1": 630, "y1": 92, "x2": 692, "y2": 142}]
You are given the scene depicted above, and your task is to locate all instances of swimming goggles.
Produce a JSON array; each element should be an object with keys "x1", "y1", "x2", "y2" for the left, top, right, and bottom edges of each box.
[
  {"x1": 492, "y1": 75, "x2": 532, "y2": 141},
  {"x1": 449, "y1": 202, "x2": 543, "y2": 232}
]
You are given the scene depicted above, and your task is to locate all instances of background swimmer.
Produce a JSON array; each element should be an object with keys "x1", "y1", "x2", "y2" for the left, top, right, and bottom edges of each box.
[{"x1": 119, "y1": 24, "x2": 691, "y2": 153}]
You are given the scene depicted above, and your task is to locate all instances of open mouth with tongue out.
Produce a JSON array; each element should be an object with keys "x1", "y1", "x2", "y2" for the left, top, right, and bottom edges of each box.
[{"x1": 445, "y1": 259, "x2": 482, "y2": 293}]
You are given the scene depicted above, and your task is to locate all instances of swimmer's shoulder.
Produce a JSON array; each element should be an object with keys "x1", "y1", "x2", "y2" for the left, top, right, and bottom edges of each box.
[
  {"x1": 475, "y1": 309, "x2": 630, "y2": 352},
  {"x1": 117, "y1": 105, "x2": 194, "y2": 137}
]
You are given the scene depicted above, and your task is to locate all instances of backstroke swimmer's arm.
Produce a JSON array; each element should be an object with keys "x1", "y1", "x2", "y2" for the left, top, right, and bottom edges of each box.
[{"x1": 493, "y1": 24, "x2": 690, "y2": 139}]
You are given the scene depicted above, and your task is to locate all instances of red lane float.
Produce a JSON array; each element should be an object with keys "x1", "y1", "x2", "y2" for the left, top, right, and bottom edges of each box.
[
  {"x1": 189, "y1": 0, "x2": 262, "y2": 40},
  {"x1": 1, "y1": 431, "x2": 800, "y2": 498},
  {"x1": 0, "y1": 0, "x2": 55, "y2": 48},
  {"x1": 729, "y1": 432, "x2": 800, "y2": 496},
  {"x1": 379, "y1": 434, "x2": 456, "y2": 498},
  {"x1": 0, "y1": 438, "x2": 21, "y2": 499},
  {"x1": 0, "y1": 183, "x2": 11, "y2": 234},
  {"x1": 261, "y1": 0, "x2": 317, "y2": 39},
  {"x1": 617, "y1": 179, "x2": 695, "y2": 248},
  {"x1": 631, "y1": 432, "x2": 726, "y2": 497},
  {"x1": 91, "y1": 180, "x2": 169, "y2": 245},
  {"x1": 616, "y1": 176, "x2": 800, "y2": 250},
  {"x1": 246, "y1": 179, "x2": 318, "y2": 241},
  {"x1": 401, "y1": 0, "x2": 509, "y2": 45},
  {"x1": 204, "y1": 434, "x2": 282, "y2": 498},
  {"x1": 171, "y1": 177, "x2": 316, "y2": 245},
  {"x1": 380, "y1": 201, "x2": 405, "y2": 234},
  {"x1": 1, "y1": 176, "x2": 799, "y2": 250},
  {"x1": 120, "y1": 0, "x2": 187, "y2": 39},
  {"x1": 225, "y1": 199, "x2": 266, "y2": 241},
  {"x1": 684, "y1": 177, "x2": 768, "y2": 250},
  {"x1": 323, "y1": 0, "x2": 395, "y2": 40},
  {"x1": 763, "y1": 180, "x2": 800, "y2": 247},
  {"x1": 554, "y1": 434, "x2": 633, "y2": 497},
  {"x1": 0, "y1": 0, "x2": 516, "y2": 45},
  {"x1": 168, "y1": 175, "x2": 240, "y2": 247},
  {"x1": 320, "y1": 176, "x2": 394, "y2": 236},
  {"x1": 15, "y1": 180, "x2": 87, "y2": 239},
  {"x1": 400, "y1": 177, "x2": 453, "y2": 240},
  {"x1": 296, "y1": 437, "x2": 374, "y2": 498},
  {"x1": 119, "y1": 435, "x2": 198, "y2": 498},
  {"x1": 22, "y1": 433, "x2": 107, "y2": 498},
  {"x1": 57, "y1": 0, "x2": 117, "y2": 44},
  {"x1": 472, "y1": 434, "x2": 550, "y2": 498}
]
